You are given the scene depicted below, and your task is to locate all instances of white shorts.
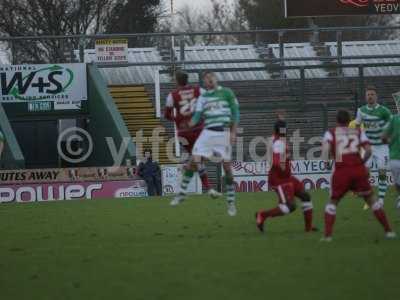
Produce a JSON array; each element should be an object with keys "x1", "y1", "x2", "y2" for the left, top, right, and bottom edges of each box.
[
  {"x1": 366, "y1": 145, "x2": 389, "y2": 170},
  {"x1": 192, "y1": 129, "x2": 232, "y2": 161},
  {"x1": 390, "y1": 160, "x2": 400, "y2": 186}
]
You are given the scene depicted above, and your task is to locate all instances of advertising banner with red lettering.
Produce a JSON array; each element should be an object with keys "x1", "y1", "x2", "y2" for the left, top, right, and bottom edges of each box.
[
  {"x1": 285, "y1": 0, "x2": 400, "y2": 18},
  {"x1": 231, "y1": 160, "x2": 393, "y2": 193},
  {"x1": 95, "y1": 39, "x2": 128, "y2": 63}
]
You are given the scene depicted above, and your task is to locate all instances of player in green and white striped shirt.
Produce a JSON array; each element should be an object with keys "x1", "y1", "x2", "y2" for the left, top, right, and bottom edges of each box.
[
  {"x1": 355, "y1": 86, "x2": 392, "y2": 206},
  {"x1": 170, "y1": 71, "x2": 240, "y2": 216},
  {"x1": 383, "y1": 114, "x2": 400, "y2": 209}
]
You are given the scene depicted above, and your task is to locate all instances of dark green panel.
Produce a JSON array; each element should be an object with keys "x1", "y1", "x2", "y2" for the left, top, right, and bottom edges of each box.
[
  {"x1": 2, "y1": 101, "x2": 88, "y2": 118},
  {"x1": 86, "y1": 64, "x2": 136, "y2": 167},
  {"x1": 0, "y1": 104, "x2": 25, "y2": 169}
]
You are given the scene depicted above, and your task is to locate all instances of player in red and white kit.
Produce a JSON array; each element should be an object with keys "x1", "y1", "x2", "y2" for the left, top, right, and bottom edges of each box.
[
  {"x1": 321, "y1": 110, "x2": 396, "y2": 241},
  {"x1": 255, "y1": 120, "x2": 317, "y2": 233},
  {"x1": 164, "y1": 71, "x2": 220, "y2": 201}
]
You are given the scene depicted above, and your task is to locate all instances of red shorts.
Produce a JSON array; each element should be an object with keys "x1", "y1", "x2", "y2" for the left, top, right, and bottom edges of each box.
[
  {"x1": 179, "y1": 129, "x2": 202, "y2": 154},
  {"x1": 330, "y1": 165, "x2": 372, "y2": 200},
  {"x1": 269, "y1": 176, "x2": 304, "y2": 204}
]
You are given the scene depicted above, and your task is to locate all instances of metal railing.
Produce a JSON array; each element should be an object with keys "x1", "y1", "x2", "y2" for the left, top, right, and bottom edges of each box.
[
  {"x1": 149, "y1": 61, "x2": 400, "y2": 117},
  {"x1": 1, "y1": 25, "x2": 400, "y2": 65}
]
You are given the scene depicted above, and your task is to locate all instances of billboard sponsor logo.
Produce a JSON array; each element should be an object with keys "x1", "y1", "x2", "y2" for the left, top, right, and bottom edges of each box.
[
  {"x1": 235, "y1": 180, "x2": 267, "y2": 192},
  {"x1": 115, "y1": 186, "x2": 147, "y2": 198},
  {"x1": 1, "y1": 65, "x2": 74, "y2": 101},
  {"x1": 339, "y1": 0, "x2": 368, "y2": 7},
  {"x1": 0, "y1": 63, "x2": 87, "y2": 107},
  {"x1": 291, "y1": 160, "x2": 333, "y2": 174},
  {"x1": 339, "y1": 0, "x2": 400, "y2": 13},
  {"x1": 0, "y1": 166, "x2": 141, "y2": 184},
  {"x1": 286, "y1": 0, "x2": 400, "y2": 17},
  {"x1": 161, "y1": 165, "x2": 202, "y2": 195},
  {"x1": 302, "y1": 178, "x2": 330, "y2": 190},
  {"x1": 373, "y1": 1, "x2": 400, "y2": 13},
  {"x1": 0, "y1": 184, "x2": 103, "y2": 203},
  {"x1": 163, "y1": 185, "x2": 174, "y2": 194},
  {"x1": 0, "y1": 170, "x2": 60, "y2": 182}
]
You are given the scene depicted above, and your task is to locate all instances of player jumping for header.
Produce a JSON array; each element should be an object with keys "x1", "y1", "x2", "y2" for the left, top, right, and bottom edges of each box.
[
  {"x1": 171, "y1": 71, "x2": 240, "y2": 216},
  {"x1": 255, "y1": 120, "x2": 317, "y2": 233},
  {"x1": 165, "y1": 71, "x2": 220, "y2": 199},
  {"x1": 321, "y1": 110, "x2": 396, "y2": 242}
]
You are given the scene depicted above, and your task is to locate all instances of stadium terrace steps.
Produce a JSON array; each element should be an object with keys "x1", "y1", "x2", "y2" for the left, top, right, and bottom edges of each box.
[{"x1": 109, "y1": 85, "x2": 175, "y2": 165}]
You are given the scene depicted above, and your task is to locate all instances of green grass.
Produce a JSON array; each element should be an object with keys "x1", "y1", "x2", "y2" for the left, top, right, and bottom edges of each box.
[{"x1": 1, "y1": 189, "x2": 399, "y2": 300}]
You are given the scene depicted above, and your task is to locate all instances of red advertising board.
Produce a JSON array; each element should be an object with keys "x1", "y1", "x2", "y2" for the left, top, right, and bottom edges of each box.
[
  {"x1": 0, "y1": 166, "x2": 148, "y2": 203},
  {"x1": 0, "y1": 180, "x2": 147, "y2": 203},
  {"x1": 285, "y1": 0, "x2": 400, "y2": 17}
]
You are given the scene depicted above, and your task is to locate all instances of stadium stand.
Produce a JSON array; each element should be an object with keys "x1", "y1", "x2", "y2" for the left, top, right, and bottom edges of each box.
[
  {"x1": 268, "y1": 43, "x2": 329, "y2": 79},
  {"x1": 174, "y1": 45, "x2": 271, "y2": 81},
  {"x1": 82, "y1": 40, "x2": 400, "y2": 83},
  {"x1": 2, "y1": 38, "x2": 398, "y2": 172},
  {"x1": 81, "y1": 47, "x2": 170, "y2": 84},
  {"x1": 109, "y1": 85, "x2": 172, "y2": 164},
  {"x1": 151, "y1": 75, "x2": 400, "y2": 157},
  {"x1": 328, "y1": 40, "x2": 400, "y2": 77}
]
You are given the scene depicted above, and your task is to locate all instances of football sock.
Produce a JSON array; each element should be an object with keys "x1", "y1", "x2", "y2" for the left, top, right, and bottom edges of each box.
[
  {"x1": 324, "y1": 203, "x2": 337, "y2": 238},
  {"x1": 302, "y1": 202, "x2": 314, "y2": 232},
  {"x1": 372, "y1": 201, "x2": 392, "y2": 233},
  {"x1": 378, "y1": 176, "x2": 387, "y2": 203},
  {"x1": 225, "y1": 175, "x2": 235, "y2": 203},
  {"x1": 261, "y1": 206, "x2": 285, "y2": 219},
  {"x1": 198, "y1": 167, "x2": 211, "y2": 191},
  {"x1": 180, "y1": 169, "x2": 194, "y2": 196}
]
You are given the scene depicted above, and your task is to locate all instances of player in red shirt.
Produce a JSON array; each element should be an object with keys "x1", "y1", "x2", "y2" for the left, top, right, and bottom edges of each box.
[
  {"x1": 321, "y1": 110, "x2": 396, "y2": 241},
  {"x1": 164, "y1": 71, "x2": 219, "y2": 199},
  {"x1": 255, "y1": 120, "x2": 317, "y2": 233}
]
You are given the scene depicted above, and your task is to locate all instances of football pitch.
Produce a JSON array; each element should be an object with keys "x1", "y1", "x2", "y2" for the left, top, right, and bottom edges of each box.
[{"x1": 1, "y1": 189, "x2": 399, "y2": 300}]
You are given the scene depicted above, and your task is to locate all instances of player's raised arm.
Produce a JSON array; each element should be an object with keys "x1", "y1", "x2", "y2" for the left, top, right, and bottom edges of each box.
[
  {"x1": 272, "y1": 141, "x2": 287, "y2": 172},
  {"x1": 227, "y1": 89, "x2": 240, "y2": 145},
  {"x1": 354, "y1": 108, "x2": 362, "y2": 128},
  {"x1": 189, "y1": 95, "x2": 205, "y2": 128},
  {"x1": 322, "y1": 131, "x2": 333, "y2": 162},
  {"x1": 164, "y1": 93, "x2": 175, "y2": 121},
  {"x1": 360, "y1": 130, "x2": 372, "y2": 164}
]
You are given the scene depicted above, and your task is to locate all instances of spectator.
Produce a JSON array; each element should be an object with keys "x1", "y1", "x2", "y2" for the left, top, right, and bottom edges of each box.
[{"x1": 138, "y1": 151, "x2": 162, "y2": 196}]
